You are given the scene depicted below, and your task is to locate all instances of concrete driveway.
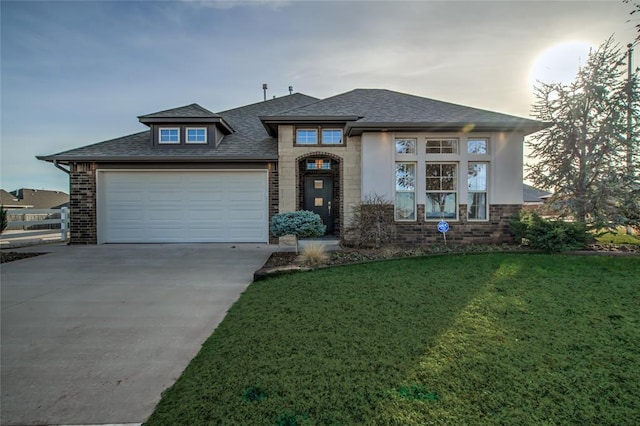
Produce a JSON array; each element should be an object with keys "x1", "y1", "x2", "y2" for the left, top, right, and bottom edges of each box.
[{"x1": 1, "y1": 243, "x2": 274, "y2": 426}]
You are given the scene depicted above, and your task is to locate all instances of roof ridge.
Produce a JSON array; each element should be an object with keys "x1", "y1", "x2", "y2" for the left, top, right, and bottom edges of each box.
[
  {"x1": 216, "y1": 93, "x2": 318, "y2": 114},
  {"x1": 41, "y1": 130, "x2": 150, "y2": 157}
]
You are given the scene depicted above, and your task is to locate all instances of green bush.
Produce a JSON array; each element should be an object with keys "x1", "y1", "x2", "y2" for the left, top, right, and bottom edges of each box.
[
  {"x1": 270, "y1": 210, "x2": 326, "y2": 238},
  {"x1": 510, "y1": 211, "x2": 592, "y2": 252}
]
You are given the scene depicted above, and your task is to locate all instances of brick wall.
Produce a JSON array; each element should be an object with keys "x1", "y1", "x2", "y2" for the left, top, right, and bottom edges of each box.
[
  {"x1": 344, "y1": 204, "x2": 521, "y2": 246},
  {"x1": 69, "y1": 164, "x2": 97, "y2": 244},
  {"x1": 268, "y1": 162, "x2": 279, "y2": 244}
]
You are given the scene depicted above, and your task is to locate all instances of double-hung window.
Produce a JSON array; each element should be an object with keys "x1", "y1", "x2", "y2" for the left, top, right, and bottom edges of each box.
[
  {"x1": 395, "y1": 162, "x2": 416, "y2": 220},
  {"x1": 468, "y1": 162, "x2": 488, "y2": 220},
  {"x1": 425, "y1": 163, "x2": 458, "y2": 219},
  {"x1": 186, "y1": 128, "x2": 207, "y2": 144},
  {"x1": 159, "y1": 128, "x2": 180, "y2": 144}
]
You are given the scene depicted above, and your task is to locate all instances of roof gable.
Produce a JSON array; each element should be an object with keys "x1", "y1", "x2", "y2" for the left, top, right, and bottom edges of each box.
[
  {"x1": 138, "y1": 103, "x2": 221, "y2": 119},
  {"x1": 38, "y1": 94, "x2": 319, "y2": 163}
]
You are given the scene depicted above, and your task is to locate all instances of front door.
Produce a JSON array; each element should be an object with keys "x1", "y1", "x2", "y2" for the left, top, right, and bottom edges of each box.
[{"x1": 304, "y1": 176, "x2": 334, "y2": 234}]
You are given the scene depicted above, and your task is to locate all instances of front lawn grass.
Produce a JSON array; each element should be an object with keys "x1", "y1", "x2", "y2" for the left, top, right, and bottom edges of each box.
[{"x1": 145, "y1": 254, "x2": 640, "y2": 425}]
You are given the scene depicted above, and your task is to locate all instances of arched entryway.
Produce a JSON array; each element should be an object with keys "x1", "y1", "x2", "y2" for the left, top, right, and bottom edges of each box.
[{"x1": 297, "y1": 153, "x2": 342, "y2": 236}]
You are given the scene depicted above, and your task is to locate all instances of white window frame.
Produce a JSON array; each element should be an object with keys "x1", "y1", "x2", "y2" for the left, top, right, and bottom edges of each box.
[
  {"x1": 321, "y1": 129, "x2": 343, "y2": 145},
  {"x1": 467, "y1": 162, "x2": 489, "y2": 221},
  {"x1": 395, "y1": 138, "x2": 417, "y2": 154},
  {"x1": 186, "y1": 127, "x2": 207, "y2": 144},
  {"x1": 395, "y1": 162, "x2": 417, "y2": 221},
  {"x1": 296, "y1": 128, "x2": 318, "y2": 145},
  {"x1": 426, "y1": 138, "x2": 459, "y2": 154},
  {"x1": 425, "y1": 162, "x2": 458, "y2": 221},
  {"x1": 467, "y1": 138, "x2": 489, "y2": 155},
  {"x1": 159, "y1": 128, "x2": 180, "y2": 144}
]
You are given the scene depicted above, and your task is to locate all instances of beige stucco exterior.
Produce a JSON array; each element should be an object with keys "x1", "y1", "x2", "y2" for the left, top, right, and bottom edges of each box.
[{"x1": 361, "y1": 131, "x2": 525, "y2": 210}]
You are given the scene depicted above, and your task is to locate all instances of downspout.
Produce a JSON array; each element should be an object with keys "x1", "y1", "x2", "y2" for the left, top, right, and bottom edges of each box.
[{"x1": 53, "y1": 160, "x2": 70, "y2": 175}]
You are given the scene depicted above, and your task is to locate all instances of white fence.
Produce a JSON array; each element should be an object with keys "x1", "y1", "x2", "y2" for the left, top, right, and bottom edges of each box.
[{"x1": 4, "y1": 208, "x2": 70, "y2": 240}]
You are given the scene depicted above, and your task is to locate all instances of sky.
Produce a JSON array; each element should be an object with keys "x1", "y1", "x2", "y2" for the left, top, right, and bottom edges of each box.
[{"x1": 1, "y1": 0, "x2": 638, "y2": 193}]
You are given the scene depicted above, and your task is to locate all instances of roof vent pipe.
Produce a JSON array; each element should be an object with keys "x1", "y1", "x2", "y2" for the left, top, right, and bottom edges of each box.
[
  {"x1": 262, "y1": 83, "x2": 268, "y2": 101},
  {"x1": 288, "y1": 85, "x2": 293, "y2": 95}
]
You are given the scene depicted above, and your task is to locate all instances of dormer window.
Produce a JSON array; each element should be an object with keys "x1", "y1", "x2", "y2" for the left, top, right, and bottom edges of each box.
[
  {"x1": 186, "y1": 128, "x2": 207, "y2": 144},
  {"x1": 159, "y1": 128, "x2": 180, "y2": 144}
]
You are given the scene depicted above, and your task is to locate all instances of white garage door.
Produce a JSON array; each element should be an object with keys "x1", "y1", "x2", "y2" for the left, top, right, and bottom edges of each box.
[{"x1": 98, "y1": 170, "x2": 268, "y2": 243}]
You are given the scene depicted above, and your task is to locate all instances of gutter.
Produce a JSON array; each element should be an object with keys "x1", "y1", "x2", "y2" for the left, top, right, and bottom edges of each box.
[{"x1": 53, "y1": 160, "x2": 70, "y2": 175}]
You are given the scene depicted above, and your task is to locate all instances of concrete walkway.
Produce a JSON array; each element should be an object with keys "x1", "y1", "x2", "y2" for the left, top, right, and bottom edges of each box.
[{"x1": 0, "y1": 243, "x2": 274, "y2": 426}]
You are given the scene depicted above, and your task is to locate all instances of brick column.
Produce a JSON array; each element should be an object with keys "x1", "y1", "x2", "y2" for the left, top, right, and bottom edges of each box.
[{"x1": 69, "y1": 164, "x2": 97, "y2": 244}]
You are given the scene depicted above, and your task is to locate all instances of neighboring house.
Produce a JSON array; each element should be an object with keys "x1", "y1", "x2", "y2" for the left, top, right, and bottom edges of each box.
[
  {"x1": 1, "y1": 189, "x2": 32, "y2": 208},
  {"x1": 9, "y1": 188, "x2": 69, "y2": 209},
  {"x1": 38, "y1": 89, "x2": 547, "y2": 245},
  {"x1": 523, "y1": 184, "x2": 552, "y2": 209}
]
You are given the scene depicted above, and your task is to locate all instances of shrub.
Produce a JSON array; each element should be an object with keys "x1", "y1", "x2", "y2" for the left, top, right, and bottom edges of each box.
[
  {"x1": 297, "y1": 243, "x2": 329, "y2": 266},
  {"x1": 345, "y1": 193, "x2": 396, "y2": 248},
  {"x1": 510, "y1": 211, "x2": 592, "y2": 252},
  {"x1": 0, "y1": 206, "x2": 7, "y2": 235},
  {"x1": 270, "y1": 211, "x2": 326, "y2": 238}
]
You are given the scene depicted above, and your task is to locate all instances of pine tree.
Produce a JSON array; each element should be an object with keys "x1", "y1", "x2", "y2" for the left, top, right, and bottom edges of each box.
[{"x1": 527, "y1": 37, "x2": 639, "y2": 227}]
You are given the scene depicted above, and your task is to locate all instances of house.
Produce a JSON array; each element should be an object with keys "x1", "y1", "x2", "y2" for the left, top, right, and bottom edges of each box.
[
  {"x1": 37, "y1": 89, "x2": 547, "y2": 245},
  {"x1": 1, "y1": 189, "x2": 31, "y2": 208},
  {"x1": 523, "y1": 184, "x2": 552, "y2": 208},
  {"x1": 0, "y1": 188, "x2": 69, "y2": 209}
]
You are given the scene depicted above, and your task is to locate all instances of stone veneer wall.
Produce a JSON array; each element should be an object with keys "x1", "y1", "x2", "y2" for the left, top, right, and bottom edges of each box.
[
  {"x1": 69, "y1": 163, "x2": 97, "y2": 244},
  {"x1": 277, "y1": 125, "x2": 361, "y2": 238},
  {"x1": 344, "y1": 204, "x2": 521, "y2": 246}
]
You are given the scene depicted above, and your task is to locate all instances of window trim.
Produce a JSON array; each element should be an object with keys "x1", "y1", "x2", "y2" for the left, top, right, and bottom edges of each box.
[
  {"x1": 467, "y1": 162, "x2": 489, "y2": 221},
  {"x1": 467, "y1": 137, "x2": 489, "y2": 155},
  {"x1": 395, "y1": 138, "x2": 417, "y2": 155},
  {"x1": 425, "y1": 161, "x2": 459, "y2": 221},
  {"x1": 186, "y1": 127, "x2": 207, "y2": 144},
  {"x1": 395, "y1": 162, "x2": 417, "y2": 221},
  {"x1": 321, "y1": 129, "x2": 344, "y2": 145},
  {"x1": 425, "y1": 138, "x2": 459, "y2": 154},
  {"x1": 295, "y1": 128, "x2": 319, "y2": 145},
  {"x1": 159, "y1": 127, "x2": 180, "y2": 144}
]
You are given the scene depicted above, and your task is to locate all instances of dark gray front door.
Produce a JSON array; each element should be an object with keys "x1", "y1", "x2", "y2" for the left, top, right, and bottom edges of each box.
[{"x1": 304, "y1": 176, "x2": 333, "y2": 234}]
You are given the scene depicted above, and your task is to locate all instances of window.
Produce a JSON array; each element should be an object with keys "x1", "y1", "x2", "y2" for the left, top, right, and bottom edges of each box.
[
  {"x1": 306, "y1": 159, "x2": 331, "y2": 170},
  {"x1": 468, "y1": 162, "x2": 488, "y2": 220},
  {"x1": 425, "y1": 163, "x2": 458, "y2": 219},
  {"x1": 395, "y1": 162, "x2": 416, "y2": 220},
  {"x1": 159, "y1": 128, "x2": 179, "y2": 144},
  {"x1": 296, "y1": 129, "x2": 318, "y2": 144},
  {"x1": 426, "y1": 138, "x2": 458, "y2": 154},
  {"x1": 322, "y1": 129, "x2": 343, "y2": 144},
  {"x1": 468, "y1": 138, "x2": 488, "y2": 154},
  {"x1": 395, "y1": 138, "x2": 416, "y2": 154},
  {"x1": 186, "y1": 128, "x2": 207, "y2": 144}
]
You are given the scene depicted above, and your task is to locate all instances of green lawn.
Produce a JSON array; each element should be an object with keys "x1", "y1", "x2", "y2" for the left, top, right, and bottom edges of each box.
[{"x1": 145, "y1": 254, "x2": 640, "y2": 425}]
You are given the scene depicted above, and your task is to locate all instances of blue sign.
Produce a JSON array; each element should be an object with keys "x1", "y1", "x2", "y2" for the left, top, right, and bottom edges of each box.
[{"x1": 437, "y1": 220, "x2": 450, "y2": 234}]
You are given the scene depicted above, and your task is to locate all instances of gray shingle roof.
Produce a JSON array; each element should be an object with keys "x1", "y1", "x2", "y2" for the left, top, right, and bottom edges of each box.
[
  {"x1": 138, "y1": 103, "x2": 221, "y2": 119},
  {"x1": 523, "y1": 184, "x2": 552, "y2": 203},
  {"x1": 262, "y1": 89, "x2": 546, "y2": 135},
  {"x1": 38, "y1": 94, "x2": 319, "y2": 162}
]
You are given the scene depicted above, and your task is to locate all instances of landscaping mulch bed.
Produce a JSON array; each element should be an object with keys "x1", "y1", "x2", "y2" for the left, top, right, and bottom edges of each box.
[
  {"x1": 262, "y1": 243, "x2": 639, "y2": 271},
  {"x1": 0, "y1": 252, "x2": 47, "y2": 264}
]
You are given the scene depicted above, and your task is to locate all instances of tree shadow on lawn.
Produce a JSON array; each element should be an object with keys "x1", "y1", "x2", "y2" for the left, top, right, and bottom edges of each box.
[{"x1": 145, "y1": 254, "x2": 640, "y2": 425}]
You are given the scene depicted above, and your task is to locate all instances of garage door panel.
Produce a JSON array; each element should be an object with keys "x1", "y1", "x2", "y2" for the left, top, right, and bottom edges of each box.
[{"x1": 99, "y1": 171, "x2": 268, "y2": 243}]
